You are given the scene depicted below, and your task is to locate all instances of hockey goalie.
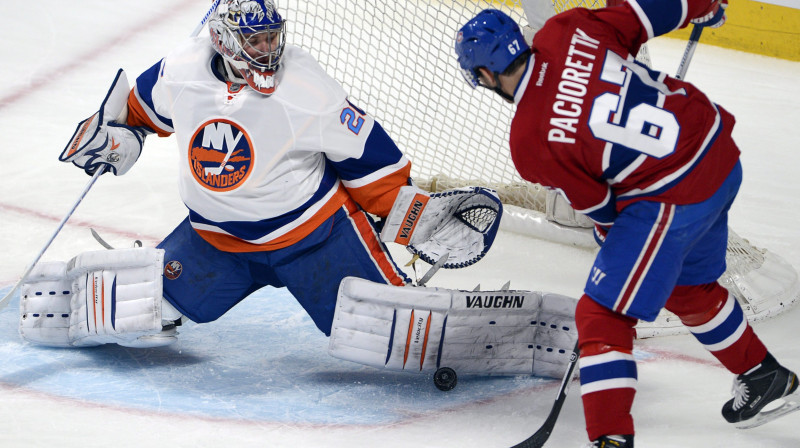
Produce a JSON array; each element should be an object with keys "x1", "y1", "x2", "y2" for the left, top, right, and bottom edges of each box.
[{"x1": 17, "y1": 0, "x2": 577, "y2": 387}]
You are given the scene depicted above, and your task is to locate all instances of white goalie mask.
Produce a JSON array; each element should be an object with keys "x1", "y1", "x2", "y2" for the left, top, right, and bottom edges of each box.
[{"x1": 209, "y1": 0, "x2": 286, "y2": 95}]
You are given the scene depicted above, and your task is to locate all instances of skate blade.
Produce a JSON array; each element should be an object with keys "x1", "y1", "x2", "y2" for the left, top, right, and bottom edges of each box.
[{"x1": 734, "y1": 391, "x2": 800, "y2": 429}]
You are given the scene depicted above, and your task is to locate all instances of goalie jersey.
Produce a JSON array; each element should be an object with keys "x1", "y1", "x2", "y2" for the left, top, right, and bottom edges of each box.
[
  {"x1": 124, "y1": 38, "x2": 411, "y2": 251},
  {"x1": 510, "y1": 0, "x2": 740, "y2": 225}
]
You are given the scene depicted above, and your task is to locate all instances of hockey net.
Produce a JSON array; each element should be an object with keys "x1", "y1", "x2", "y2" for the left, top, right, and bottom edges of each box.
[{"x1": 282, "y1": 0, "x2": 800, "y2": 337}]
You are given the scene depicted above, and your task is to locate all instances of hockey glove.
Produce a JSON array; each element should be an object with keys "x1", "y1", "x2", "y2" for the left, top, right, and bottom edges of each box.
[
  {"x1": 691, "y1": 0, "x2": 728, "y2": 29},
  {"x1": 381, "y1": 185, "x2": 503, "y2": 269},
  {"x1": 60, "y1": 69, "x2": 147, "y2": 176}
]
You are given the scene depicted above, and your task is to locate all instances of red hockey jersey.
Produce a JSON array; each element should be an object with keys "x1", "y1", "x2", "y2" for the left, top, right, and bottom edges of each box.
[{"x1": 509, "y1": 0, "x2": 739, "y2": 225}]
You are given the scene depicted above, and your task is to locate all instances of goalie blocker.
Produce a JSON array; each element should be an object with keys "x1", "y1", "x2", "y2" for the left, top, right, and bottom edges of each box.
[
  {"x1": 329, "y1": 277, "x2": 578, "y2": 379},
  {"x1": 19, "y1": 247, "x2": 182, "y2": 348}
]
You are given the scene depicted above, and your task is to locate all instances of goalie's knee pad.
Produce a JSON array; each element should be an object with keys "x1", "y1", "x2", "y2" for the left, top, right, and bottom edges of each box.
[
  {"x1": 19, "y1": 247, "x2": 181, "y2": 348},
  {"x1": 329, "y1": 277, "x2": 578, "y2": 379}
]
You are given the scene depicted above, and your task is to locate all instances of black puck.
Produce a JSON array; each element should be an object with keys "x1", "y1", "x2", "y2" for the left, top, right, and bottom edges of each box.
[{"x1": 433, "y1": 367, "x2": 457, "y2": 391}]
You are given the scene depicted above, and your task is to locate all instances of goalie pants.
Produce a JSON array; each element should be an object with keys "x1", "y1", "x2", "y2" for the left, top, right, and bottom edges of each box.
[
  {"x1": 576, "y1": 161, "x2": 768, "y2": 440},
  {"x1": 157, "y1": 200, "x2": 409, "y2": 335}
]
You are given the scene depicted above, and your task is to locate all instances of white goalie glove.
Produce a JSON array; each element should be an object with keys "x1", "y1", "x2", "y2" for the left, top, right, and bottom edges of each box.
[
  {"x1": 381, "y1": 185, "x2": 503, "y2": 268},
  {"x1": 59, "y1": 69, "x2": 147, "y2": 176}
]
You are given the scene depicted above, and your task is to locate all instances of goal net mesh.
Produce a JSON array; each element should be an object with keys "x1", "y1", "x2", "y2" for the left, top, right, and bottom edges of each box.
[{"x1": 281, "y1": 0, "x2": 799, "y2": 336}]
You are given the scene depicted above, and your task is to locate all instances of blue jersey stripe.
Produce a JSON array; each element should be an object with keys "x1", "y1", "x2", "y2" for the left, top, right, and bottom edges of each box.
[
  {"x1": 329, "y1": 120, "x2": 404, "y2": 182},
  {"x1": 632, "y1": 0, "x2": 686, "y2": 37},
  {"x1": 135, "y1": 60, "x2": 175, "y2": 130},
  {"x1": 188, "y1": 161, "x2": 339, "y2": 240}
]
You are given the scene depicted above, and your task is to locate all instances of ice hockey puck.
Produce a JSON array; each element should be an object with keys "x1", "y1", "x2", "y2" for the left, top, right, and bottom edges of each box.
[{"x1": 433, "y1": 367, "x2": 457, "y2": 391}]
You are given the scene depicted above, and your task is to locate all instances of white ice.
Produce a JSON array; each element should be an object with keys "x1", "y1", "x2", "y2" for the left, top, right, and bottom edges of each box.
[{"x1": 0, "y1": 1, "x2": 798, "y2": 447}]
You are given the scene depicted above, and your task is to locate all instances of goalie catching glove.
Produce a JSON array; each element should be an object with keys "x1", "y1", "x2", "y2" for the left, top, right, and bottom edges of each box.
[
  {"x1": 59, "y1": 69, "x2": 147, "y2": 176},
  {"x1": 381, "y1": 185, "x2": 502, "y2": 268}
]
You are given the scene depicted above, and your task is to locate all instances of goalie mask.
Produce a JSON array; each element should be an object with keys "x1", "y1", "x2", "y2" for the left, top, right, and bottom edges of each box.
[{"x1": 209, "y1": 0, "x2": 286, "y2": 95}]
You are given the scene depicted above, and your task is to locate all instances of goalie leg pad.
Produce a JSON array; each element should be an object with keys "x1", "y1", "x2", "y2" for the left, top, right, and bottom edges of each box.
[
  {"x1": 20, "y1": 247, "x2": 178, "y2": 348},
  {"x1": 328, "y1": 277, "x2": 577, "y2": 378}
]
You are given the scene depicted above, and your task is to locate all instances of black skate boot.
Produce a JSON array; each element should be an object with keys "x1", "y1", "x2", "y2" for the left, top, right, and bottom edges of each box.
[
  {"x1": 722, "y1": 352, "x2": 799, "y2": 428},
  {"x1": 584, "y1": 434, "x2": 633, "y2": 447}
]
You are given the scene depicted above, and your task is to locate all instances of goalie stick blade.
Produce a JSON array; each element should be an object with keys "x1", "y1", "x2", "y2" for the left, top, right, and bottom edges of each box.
[
  {"x1": 509, "y1": 344, "x2": 580, "y2": 448},
  {"x1": 733, "y1": 390, "x2": 800, "y2": 430}
]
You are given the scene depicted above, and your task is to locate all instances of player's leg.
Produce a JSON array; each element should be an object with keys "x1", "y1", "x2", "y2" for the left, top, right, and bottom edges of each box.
[
  {"x1": 666, "y1": 162, "x2": 798, "y2": 425},
  {"x1": 577, "y1": 181, "x2": 742, "y2": 444},
  {"x1": 578, "y1": 200, "x2": 690, "y2": 444},
  {"x1": 575, "y1": 295, "x2": 637, "y2": 442},
  {"x1": 268, "y1": 199, "x2": 410, "y2": 335},
  {"x1": 158, "y1": 217, "x2": 263, "y2": 324}
]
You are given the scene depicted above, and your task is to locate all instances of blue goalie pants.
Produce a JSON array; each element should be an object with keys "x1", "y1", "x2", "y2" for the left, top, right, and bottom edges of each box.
[{"x1": 157, "y1": 201, "x2": 409, "y2": 335}]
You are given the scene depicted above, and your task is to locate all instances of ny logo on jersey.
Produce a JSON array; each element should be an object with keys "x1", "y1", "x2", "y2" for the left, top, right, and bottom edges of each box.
[
  {"x1": 590, "y1": 266, "x2": 606, "y2": 285},
  {"x1": 189, "y1": 119, "x2": 254, "y2": 192}
]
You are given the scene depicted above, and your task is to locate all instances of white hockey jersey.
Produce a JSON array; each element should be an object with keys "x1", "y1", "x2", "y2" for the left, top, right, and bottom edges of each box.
[{"x1": 125, "y1": 37, "x2": 412, "y2": 252}]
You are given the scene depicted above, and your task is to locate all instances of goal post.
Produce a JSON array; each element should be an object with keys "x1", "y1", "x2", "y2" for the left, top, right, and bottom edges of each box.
[{"x1": 281, "y1": 0, "x2": 800, "y2": 337}]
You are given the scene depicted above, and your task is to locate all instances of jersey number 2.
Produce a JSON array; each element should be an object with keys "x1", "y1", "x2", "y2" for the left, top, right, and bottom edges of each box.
[{"x1": 340, "y1": 107, "x2": 365, "y2": 135}]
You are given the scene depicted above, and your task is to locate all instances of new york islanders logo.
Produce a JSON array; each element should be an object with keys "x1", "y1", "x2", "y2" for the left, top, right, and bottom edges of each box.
[
  {"x1": 189, "y1": 119, "x2": 254, "y2": 191},
  {"x1": 164, "y1": 260, "x2": 183, "y2": 280}
]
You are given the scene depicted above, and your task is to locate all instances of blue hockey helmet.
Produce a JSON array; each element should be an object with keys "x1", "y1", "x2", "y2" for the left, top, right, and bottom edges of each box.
[
  {"x1": 209, "y1": 0, "x2": 286, "y2": 95},
  {"x1": 455, "y1": 9, "x2": 529, "y2": 89}
]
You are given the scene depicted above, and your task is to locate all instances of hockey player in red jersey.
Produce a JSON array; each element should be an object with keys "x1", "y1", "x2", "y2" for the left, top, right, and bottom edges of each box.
[{"x1": 455, "y1": 0, "x2": 798, "y2": 446}]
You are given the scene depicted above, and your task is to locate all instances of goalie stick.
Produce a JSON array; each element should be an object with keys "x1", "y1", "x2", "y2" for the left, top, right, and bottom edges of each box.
[
  {"x1": 0, "y1": 1, "x2": 221, "y2": 311},
  {"x1": 508, "y1": 343, "x2": 579, "y2": 448},
  {"x1": 0, "y1": 168, "x2": 105, "y2": 311}
]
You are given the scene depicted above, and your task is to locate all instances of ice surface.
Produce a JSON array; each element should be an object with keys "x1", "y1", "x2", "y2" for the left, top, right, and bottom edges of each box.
[{"x1": 0, "y1": 1, "x2": 798, "y2": 447}]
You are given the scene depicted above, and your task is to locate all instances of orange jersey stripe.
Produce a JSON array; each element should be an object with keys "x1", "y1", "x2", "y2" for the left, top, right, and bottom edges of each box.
[
  {"x1": 345, "y1": 161, "x2": 411, "y2": 217},
  {"x1": 126, "y1": 90, "x2": 172, "y2": 137},
  {"x1": 343, "y1": 199, "x2": 407, "y2": 286},
  {"x1": 193, "y1": 187, "x2": 350, "y2": 252}
]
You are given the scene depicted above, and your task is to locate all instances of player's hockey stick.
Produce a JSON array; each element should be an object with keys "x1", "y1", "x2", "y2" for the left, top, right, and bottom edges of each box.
[
  {"x1": 675, "y1": 24, "x2": 704, "y2": 80},
  {"x1": 509, "y1": 343, "x2": 580, "y2": 448},
  {"x1": 0, "y1": 2, "x2": 221, "y2": 310}
]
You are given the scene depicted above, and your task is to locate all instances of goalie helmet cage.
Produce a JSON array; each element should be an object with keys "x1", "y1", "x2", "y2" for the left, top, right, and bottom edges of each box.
[{"x1": 281, "y1": 0, "x2": 800, "y2": 337}]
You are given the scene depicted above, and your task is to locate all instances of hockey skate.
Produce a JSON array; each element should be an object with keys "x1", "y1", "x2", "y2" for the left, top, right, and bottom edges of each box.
[
  {"x1": 582, "y1": 435, "x2": 633, "y2": 447},
  {"x1": 722, "y1": 353, "x2": 800, "y2": 429}
]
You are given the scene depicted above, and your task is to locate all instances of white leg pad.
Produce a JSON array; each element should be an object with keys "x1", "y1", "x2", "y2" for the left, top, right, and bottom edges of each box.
[
  {"x1": 329, "y1": 277, "x2": 577, "y2": 379},
  {"x1": 20, "y1": 248, "x2": 178, "y2": 348}
]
